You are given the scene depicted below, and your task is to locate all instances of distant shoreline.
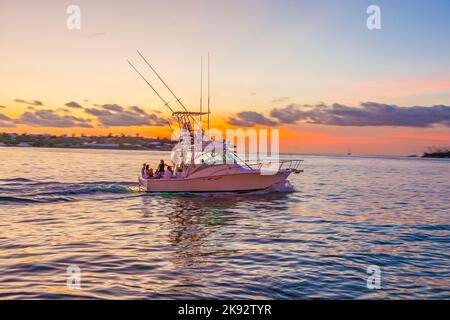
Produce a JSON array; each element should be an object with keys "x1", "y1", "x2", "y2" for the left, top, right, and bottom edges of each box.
[
  {"x1": 0, "y1": 133, "x2": 175, "y2": 152},
  {"x1": 0, "y1": 144, "x2": 171, "y2": 152},
  {"x1": 422, "y1": 151, "x2": 450, "y2": 158},
  {"x1": 2, "y1": 144, "x2": 450, "y2": 160}
]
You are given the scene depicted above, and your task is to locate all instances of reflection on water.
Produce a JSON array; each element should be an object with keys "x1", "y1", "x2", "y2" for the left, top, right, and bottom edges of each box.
[{"x1": 0, "y1": 147, "x2": 449, "y2": 299}]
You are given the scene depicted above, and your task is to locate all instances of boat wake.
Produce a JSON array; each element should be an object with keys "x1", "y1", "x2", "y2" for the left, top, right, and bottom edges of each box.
[
  {"x1": 0, "y1": 177, "x2": 295, "y2": 204},
  {"x1": 0, "y1": 178, "x2": 136, "y2": 204},
  {"x1": 268, "y1": 180, "x2": 296, "y2": 193}
]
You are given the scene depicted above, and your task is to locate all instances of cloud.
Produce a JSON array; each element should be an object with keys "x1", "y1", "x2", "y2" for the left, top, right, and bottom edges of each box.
[
  {"x1": 102, "y1": 104, "x2": 124, "y2": 112},
  {"x1": 85, "y1": 105, "x2": 166, "y2": 127},
  {"x1": 228, "y1": 111, "x2": 278, "y2": 127},
  {"x1": 0, "y1": 122, "x2": 15, "y2": 127},
  {"x1": 270, "y1": 104, "x2": 305, "y2": 124},
  {"x1": 129, "y1": 106, "x2": 146, "y2": 114},
  {"x1": 15, "y1": 109, "x2": 93, "y2": 128},
  {"x1": 0, "y1": 113, "x2": 14, "y2": 127},
  {"x1": 0, "y1": 114, "x2": 11, "y2": 121},
  {"x1": 270, "y1": 102, "x2": 450, "y2": 127},
  {"x1": 14, "y1": 99, "x2": 43, "y2": 106},
  {"x1": 65, "y1": 101, "x2": 83, "y2": 109},
  {"x1": 272, "y1": 97, "x2": 289, "y2": 103},
  {"x1": 0, "y1": 105, "x2": 5, "y2": 108}
]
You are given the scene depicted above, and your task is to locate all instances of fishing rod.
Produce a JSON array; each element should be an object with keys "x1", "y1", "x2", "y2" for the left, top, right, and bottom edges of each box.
[
  {"x1": 127, "y1": 59, "x2": 175, "y2": 114},
  {"x1": 136, "y1": 50, "x2": 199, "y2": 125},
  {"x1": 207, "y1": 52, "x2": 210, "y2": 131},
  {"x1": 200, "y1": 56, "x2": 203, "y2": 126}
]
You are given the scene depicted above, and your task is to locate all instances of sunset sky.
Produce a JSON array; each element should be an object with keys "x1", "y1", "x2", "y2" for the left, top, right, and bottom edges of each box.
[{"x1": 1, "y1": 0, "x2": 450, "y2": 155}]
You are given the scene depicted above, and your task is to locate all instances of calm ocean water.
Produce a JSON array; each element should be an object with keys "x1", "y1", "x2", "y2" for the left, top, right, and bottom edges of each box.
[{"x1": 0, "y1": 147, "x2": 449, "y2": 299}]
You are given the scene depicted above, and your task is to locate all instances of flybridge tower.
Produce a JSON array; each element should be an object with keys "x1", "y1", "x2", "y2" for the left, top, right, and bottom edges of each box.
[{"x1": 128, "y1": 50, "x2": 211, "y2": 133}]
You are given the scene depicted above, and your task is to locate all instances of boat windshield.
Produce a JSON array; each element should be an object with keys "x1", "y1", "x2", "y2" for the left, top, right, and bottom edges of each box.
[
  {"x1": 171, "y1": 140, "x2": 237, "y2": 167},
  {"x1": 196, "y1": 148, "x2": 236, "y2": 165}
]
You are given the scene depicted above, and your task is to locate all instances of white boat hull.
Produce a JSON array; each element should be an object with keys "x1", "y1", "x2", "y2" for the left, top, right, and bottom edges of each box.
[{"x1": 139, "y1": 170, "x2": 292, "y2": 193}]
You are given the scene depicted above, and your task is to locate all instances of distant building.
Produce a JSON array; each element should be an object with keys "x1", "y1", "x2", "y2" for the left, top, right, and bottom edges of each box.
[
  {"x1": 7, "y1": 133, "x2": 18, "y2": 139},
  {"x1": 17, "y1": 142, "x2": 32, "y2": 147}
]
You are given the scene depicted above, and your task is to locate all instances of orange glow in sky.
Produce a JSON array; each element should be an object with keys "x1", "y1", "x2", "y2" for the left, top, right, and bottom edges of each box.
[{"x1": 1, "y1": 1, "x2": 450, "y2": 156}]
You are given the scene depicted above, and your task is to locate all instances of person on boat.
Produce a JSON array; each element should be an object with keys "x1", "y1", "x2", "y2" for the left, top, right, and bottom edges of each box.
[
  {"x1": 143, "y1": 164, "x2": 149, "y2": 178},
  {"x1": 156, "y1": 160, "x2": 166, "y2": 175},
  {"x1": 155, "y1": 160, "x2": 166, "y2": 178},
  {"x1": 176, "y1": 167, "x2": 183, "y2": 179},
  {"x1": 141, "y1": 163, "x2": 146, "y2": 177},
  {"x1": 143, "y1": 164, "x2": 154, "y2": 179},
  {"x1": 163, "y1": 166, "x2": 174, "y2": 179}
]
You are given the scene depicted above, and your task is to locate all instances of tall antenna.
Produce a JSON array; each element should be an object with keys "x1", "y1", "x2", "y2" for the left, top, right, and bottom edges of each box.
[
  {"x1": 127, "y1": 60, "x2": 174, "y2": 114},
  {"x1": 207, "y1": 52, "x2": 210, "y2": 130},
  {"x1": 137, "y1": 50, "x2": 194, "y2": 120},
  {"x1": 200, "y1": 56, "x2": 203, "y2": 128}
]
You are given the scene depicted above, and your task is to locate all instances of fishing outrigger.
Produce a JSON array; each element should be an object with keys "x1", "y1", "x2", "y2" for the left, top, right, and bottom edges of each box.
[{"x1": 129, "y1": 51, "x2": 302, "y2": 192}]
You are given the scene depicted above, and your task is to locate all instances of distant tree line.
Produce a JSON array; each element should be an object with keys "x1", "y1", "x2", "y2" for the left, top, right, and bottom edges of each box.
[
  {"x1": 0, "y1": 132, "x2": 174, "y2": 150},
  {"x1": 423, "y1": 146, "x2": 450, "y2": 158}
]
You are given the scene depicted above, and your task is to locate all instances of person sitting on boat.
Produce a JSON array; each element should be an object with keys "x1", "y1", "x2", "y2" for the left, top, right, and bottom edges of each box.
[
  {"x1": 141, "y1": 163, "x2": 147, "y2": 177},
  {"x1": 143, "y1": 164, "x2": 149, "y2": 178},
  {"x1": 176, "y1": 167, "x2": 183, "y2": 179},
  {"x1": 143, "y1": 165, "x2": 154, "y2": 179},
  {"x1": 163, "y1": 166, "x2": 174, "y2": 179}
]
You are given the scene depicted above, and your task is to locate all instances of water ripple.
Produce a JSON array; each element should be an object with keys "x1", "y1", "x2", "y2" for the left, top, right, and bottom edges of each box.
[{"x1": 0, "y1": 148, "x2": 449, "y2": 299}]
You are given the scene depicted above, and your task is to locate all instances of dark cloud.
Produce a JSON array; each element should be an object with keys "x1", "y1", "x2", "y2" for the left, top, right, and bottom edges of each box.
[
  {"x1": 270, "y1": 102, "x2": 450, "y2": 127},
  {"x1": 129, "y1": 106, "x2": 146, "y2": 115},
  {"x1": 270, "y1": 104, "x2": 304, "y2": 124},
  {"x1": 0, "y1": 113, "x2": 14, "y2": 127},
  {"x1": 102, "y1": 104, "x2": 124, "y2": 112},
  {"x1": 0, "y1": 105, "x2": 5, "y2": 108},
  {"x1": 85, "y1": 105, "x2": 166, "y2": 127},
  {"x1": 0, "y1": 114, "x2": 12, "y2": 121},
  {"x1": 15, "y1": 109, "x2": 93, "y2": 128},
  {"x1": 65, "y1": 101, "x2": 83, "y2": 109},
  {"x1": 228, "y1": 111, "x2": 278, "y2": 127},
  {"x1": 14, "y1": 99, "x2": 44, "y2": 106},
  {"x1": 84, "y1": 108, "x2": 111, "y2": 117},
  {"x1": 272, "y1": 97, "x2": 289, "y2": 103}
]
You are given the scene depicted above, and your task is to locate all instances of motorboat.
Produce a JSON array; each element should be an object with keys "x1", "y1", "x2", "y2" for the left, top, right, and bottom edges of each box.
[
  {"x1": 129, "y1": 52, "x2": 303, "y2": 193},
  {"x1": 138, "y1": 111, "x2": 302, "y2": 193}
]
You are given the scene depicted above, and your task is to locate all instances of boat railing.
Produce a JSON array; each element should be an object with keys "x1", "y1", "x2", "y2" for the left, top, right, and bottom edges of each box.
[{"x1": 246, "y1": 159, "x2": 303, "y2": 172}]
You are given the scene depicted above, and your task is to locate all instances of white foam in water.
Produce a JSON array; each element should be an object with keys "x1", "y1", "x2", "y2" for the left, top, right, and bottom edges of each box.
[{"x1": 269, "y1": 180, "x2": 296, "y2": 193}]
